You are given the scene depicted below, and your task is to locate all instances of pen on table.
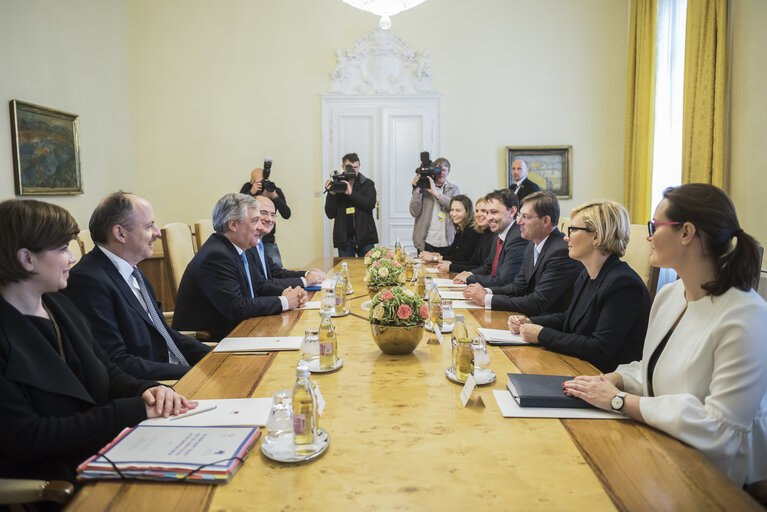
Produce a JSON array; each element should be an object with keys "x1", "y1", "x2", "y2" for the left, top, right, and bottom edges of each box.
[{"x1": 170, "y1": 404, "x2": 217, "y2": 420}]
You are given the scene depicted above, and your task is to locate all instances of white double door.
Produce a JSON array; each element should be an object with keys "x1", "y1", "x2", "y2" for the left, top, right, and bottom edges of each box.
[{"x1": 321, "y1": 94, "x2": 443, "y2": 257}]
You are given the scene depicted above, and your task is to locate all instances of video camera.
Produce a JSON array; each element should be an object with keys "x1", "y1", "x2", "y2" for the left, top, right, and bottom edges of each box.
[
  {"x1": 415, "y1": 151, "x2": 442, "y2": 190},
  {"x1": 328, "y1": 164, "x2": 357, "y2": 194},
  {"x1": 261, "y1": 158, "x2": 276, "y2": 193}
]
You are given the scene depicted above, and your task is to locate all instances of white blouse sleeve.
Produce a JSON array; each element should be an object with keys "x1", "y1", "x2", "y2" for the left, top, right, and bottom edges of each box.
[
  {"x1": 637, "y1": 298, "x2": 767, "y2": 479},
  {"x1": 615, "y1": 360, "x2": 644, "y2": 395}
]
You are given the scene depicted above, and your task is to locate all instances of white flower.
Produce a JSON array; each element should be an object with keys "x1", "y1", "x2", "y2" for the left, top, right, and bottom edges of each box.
[
  {"x1": 364, "y1": 257, "x2": 371, "y2": 265},
  {"x1": 372, "y1": 304, "x2": 384, "y2": 320},
  {"x1": 397, "y1": 272, "x2": 406, "y2": 283},
  {"x1": 403, "y1": 289, "x2": 415, "y2": 297},
  {"x1": 372, "y1": 250, "x2": 381, "y2": 258},
  {"x1": 378, "y1": 267, "x2": 389, "y2": 277}
]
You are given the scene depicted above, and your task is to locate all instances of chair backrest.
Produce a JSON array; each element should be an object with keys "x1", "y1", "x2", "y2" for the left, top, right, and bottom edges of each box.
[
  {"x1": 624, "y1": 223, "x2": 660, "y2": 298},
  {"x1": 161, "y1": 222, "x2": 195, "y2": 297},
  {"x1": 78, "y1": 229, "x2": 95, "y2": 255},
  {"x1": 67, "y1": 237, "x2": 83, "y2": 265},
  {"x1": 558, "y1": 216, "x2": 571, "y2": 233},
  {"x1": 194, "y1": 219, "x2": 214, "y2": 252}
]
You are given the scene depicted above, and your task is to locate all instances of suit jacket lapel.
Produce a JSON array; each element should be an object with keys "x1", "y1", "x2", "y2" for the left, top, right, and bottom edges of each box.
[
  {"x1": 215, "y1": 233, "x2": 251, "y2": 295},
  {"x1": 92, "y1": 248, "x2": 155, "y2": 329}
]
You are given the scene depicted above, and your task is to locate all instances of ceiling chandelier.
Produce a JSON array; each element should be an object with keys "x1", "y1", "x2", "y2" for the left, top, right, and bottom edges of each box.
[{"x1": 342, "y1": 0, "x2": 428, "y2": 29}]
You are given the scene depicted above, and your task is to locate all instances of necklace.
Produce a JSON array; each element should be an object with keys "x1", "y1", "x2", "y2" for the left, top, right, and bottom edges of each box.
[{"x1": 41, "y1": 302, "x2": 66, "y2": 363}]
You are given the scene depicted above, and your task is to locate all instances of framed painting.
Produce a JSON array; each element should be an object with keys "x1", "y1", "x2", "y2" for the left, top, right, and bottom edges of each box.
[
  {"x1": 9, "y1": 99, "x2": 82, "y2": 195},
  {"x1": 507, "y1": 145, "x2": 572, "y2": 199}
]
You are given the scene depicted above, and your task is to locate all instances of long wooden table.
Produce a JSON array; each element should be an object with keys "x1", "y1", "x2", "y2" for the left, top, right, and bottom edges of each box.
[{"x1": 67, "y1": 258, "x2": 761, "y2": 511}]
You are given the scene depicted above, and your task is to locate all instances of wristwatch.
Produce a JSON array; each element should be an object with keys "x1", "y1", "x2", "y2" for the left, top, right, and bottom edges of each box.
[
  {"x1": 433, "y1": 255, "x2": 438, "y2": 262},
  {"x1": 610, "y1": 392, "x2": 628, "y2": 412}
]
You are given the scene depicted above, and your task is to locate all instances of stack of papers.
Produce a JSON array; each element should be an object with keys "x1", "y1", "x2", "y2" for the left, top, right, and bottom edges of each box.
[
  {"x1": 437, "y1": 290, "x2": 466, "y2": 300},
  {"x1": 77, "y1": 425, "x2": 260, "y2": 483},
  {"x1": 450, "y1": 300, "x2": 483, "y2": 309},
  {"x1": 213, "y1": 336, "x2": 303, "y2": 353},
  {"x1": 433, "y1": 278, "x2": 466, "y2": 289},
  {"x1": 477, "y1": 328, "x2": 530, "y2": 346}
]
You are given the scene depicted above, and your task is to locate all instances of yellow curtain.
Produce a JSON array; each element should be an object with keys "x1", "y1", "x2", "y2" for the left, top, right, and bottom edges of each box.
[
  {"x1": 623, "y1": 0, "x2": 657, "y2": 224},
  {"x1": 681, "y1": 0, "x2": 728, "y2": 186}
]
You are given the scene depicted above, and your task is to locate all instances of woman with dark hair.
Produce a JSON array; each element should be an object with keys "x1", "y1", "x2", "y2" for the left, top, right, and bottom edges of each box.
[
  {"x1": 564, "y1": 184, "x2": 767, "y2": 486},
  {"x1": 0, "y1": 199, "x2": 196, "y2": 485},
  {"x1": 437, "y1": 196, "x2": 496, "y2": 273},
  {"x1": 508, "y1": 200, "x2": 650, "y2": 372},
  {"x1": 418, "y1": 195, "x2": 483, "y2": 266}
]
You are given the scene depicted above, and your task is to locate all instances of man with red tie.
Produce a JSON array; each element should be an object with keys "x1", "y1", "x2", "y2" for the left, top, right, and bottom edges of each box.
[{"x1": 453, "y1": 189, "x2": 529, "y2": 288}]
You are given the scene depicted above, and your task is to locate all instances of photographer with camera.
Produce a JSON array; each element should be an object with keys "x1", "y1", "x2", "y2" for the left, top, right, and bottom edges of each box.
[
  {"x1": 239, "y1": 159, "x2": 291, "y2": 267},
  {"x1": 409, "y1": 153, "x2": 460, "y2": 256},
  {"x1": 324, "y1": 153, "x2": 379, "y2": 256}
]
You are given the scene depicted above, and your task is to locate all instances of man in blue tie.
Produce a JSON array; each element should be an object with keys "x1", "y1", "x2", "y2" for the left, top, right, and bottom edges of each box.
[
  {"x1": 64, "y1": 192, "x2": 211, "y2": 380},
  {"x1": 247, "y1": 196, "x2": 325, "y2": 288},
  {"x1": 172, "y1": 194, "x2": 307, "y2": 341}
]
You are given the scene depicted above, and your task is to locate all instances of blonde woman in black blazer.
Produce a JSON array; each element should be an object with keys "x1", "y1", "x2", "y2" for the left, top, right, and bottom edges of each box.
[{"x1": 509, "y1": 200, "x2": 650, "y2": 372}]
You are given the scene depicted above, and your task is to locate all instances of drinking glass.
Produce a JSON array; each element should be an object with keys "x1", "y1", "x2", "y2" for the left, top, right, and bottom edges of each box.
[{"x1": 300, "y1": 329, "x2": 320, "y2": 366}]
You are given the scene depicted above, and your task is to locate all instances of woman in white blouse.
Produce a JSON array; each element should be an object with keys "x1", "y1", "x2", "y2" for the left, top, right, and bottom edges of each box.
[{"x1": 563, "y1": 183, "x2": 767, "y2": 486}]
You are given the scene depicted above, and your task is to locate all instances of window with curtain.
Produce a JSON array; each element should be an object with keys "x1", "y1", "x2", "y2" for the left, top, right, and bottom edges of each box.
[{"x1": 650, "y1": 0, "x2": 687, "y2": 211}]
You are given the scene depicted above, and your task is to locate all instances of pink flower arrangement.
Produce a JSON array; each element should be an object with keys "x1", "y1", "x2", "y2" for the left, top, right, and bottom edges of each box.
[
  {"x1": 397, "y1": 305, "x2": 412, "y2": 319},
  {"x1": 381, "y1": 291, "x2": 394, "y2": 301},
  {"x1": 419, "y1": 304, "x2": 429, "y2": 319},
  {"x1": 386, "y1": 250, "x2": 394, "y2": 258},
  {"x1": 374, "y1": 260, "x2": 382, "y2": 267}
]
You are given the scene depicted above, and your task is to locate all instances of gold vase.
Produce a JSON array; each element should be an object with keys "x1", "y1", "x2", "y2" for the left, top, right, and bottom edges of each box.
[{"x1": 370, "y1": 323, "x2": 425, "y2": 355}]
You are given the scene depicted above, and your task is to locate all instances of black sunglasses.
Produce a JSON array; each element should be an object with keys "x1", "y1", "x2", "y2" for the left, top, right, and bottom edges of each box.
[{"x1": 567, "y1": 226, "x2": 593, "y2": 237}]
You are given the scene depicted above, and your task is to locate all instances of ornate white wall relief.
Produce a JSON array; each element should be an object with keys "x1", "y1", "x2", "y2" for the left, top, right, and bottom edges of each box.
[{"x1": 329, "y1": 28, "x2": 437, "y2": 94}]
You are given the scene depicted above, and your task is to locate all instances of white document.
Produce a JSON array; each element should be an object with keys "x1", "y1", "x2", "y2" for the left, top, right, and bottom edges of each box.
[
  {"x1": 433, "y1": 278, "x2": 466, "y2": 289},
  {"x1": 438, "y1": 290, "x2": 466, "y2": 300},
  {"x1": 141, "y1": 398, "x2": 272, "y2": 427},
  {"x1": 477, "y1": 328, "x2": 530, "y2": 345},
  {"x1": 450, "y1": 300, "x2": 483, "y2": 309},
  {"x1": 85, "y1": 425, "x2": 257, "y2": 469},
  {"x1": 298, "y1": 301, "x2": 321, "y2": 310},
  {"x1": 214, "y1": 336, "x2": 303, "y2": 352},
  {"x1": 426, "y1": 267, "x2": 440, "y2": 273},
  {"x1": 492, "y1": 390, "x2": 626, "y2": 419}
]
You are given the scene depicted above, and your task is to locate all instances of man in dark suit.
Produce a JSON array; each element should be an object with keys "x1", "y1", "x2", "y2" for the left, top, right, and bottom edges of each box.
[
  {"x1": 509, "y1": 159, "x2": 541, "y2": 201},
  {"x1": 172, "y1": 193, "x2": 307, "y2": 341},
  {"x1": 246, "y1": 196, "x2": 325, "y2": 289},
  {"x1": 464, "y1": 191, "x2": 581, "y2": 315},
  {"x1": 64, "y1": 192, "x2": 211, "y2": 380},
  {"x1": 453, "y1": 189, "x2": 530, "y2": 287}
]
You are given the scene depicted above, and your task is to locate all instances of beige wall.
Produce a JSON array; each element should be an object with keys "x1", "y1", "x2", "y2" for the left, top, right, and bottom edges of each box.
[
  {"x1": 729, "y1": 0, "x2": 767, "y2": 248},
  {"x1": 124, "y1": 0, "x2": 629, "y2": 266},
  {"x1": 0, "y1": 0, "x2": 133, "y2": 229}
]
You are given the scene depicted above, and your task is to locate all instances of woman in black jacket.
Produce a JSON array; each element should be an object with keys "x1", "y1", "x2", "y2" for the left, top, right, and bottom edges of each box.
[
  {"x1": 436, "y1": 196, "x2": 494, "y2": 273},
  {"x1": 0, "y1": 199, "x2": 196, "y2": 485},
  {"x1": 418, "y1": 195, "x2": 483, "y2": 266},
  {"x1": 508, "y1": 200, "x2": 650, "y2": 372}
]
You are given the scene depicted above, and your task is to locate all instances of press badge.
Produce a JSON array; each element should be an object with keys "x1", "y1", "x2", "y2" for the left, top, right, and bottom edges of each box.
[
  {"x1": 346, "y1": 207, "x2": 355, "y2": 214},
  {"x1": 437, "y1": 211, "x2": 446, "y2": 222}
]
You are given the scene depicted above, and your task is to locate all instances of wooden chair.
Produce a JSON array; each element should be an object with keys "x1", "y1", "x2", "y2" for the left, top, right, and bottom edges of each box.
[
  {"x1": 558, "y1": 216, "x2": 570, "y2": 233},
  {"x1": 160, "y1": 223, "x2": 213, "y2": 343},
  {"x1": 193, "y1": 219, "x2": 214, "y2": 252},
  {"x1": 624, "y1": 223, "x2": 660, "y2": 301},
  {"x1": 78, "y1": 229, "x2": 94, "y2": 255},
  {"x1": 68, "y1": 237, "x2": 84, "y2": 265},
  {"x1": 0, "y1": 478, "x2": 75, "y2": 508}
]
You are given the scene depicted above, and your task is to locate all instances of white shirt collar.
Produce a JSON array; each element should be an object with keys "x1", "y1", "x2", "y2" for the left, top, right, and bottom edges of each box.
[
  {"x1": 534, "y1": 234, "x2": 550, "y2": 257},
  {"x1": 498, "y1": 219, "x2": 515, "y2": 242},
  {"x1": 97, "y1": 245, "x2": 136, "y2": 284}
]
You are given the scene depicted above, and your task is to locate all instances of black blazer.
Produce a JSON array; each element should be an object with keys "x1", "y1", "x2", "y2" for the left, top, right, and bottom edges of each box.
[
  {"x1": 489, "y1": 228, "x2": 581, "y2": 315},
  {"x1": 63, "y1": 248, "x2": 211, "y2": 380},
  {"x1": 439, "y1": 226, "x2": 483, "y2": 262},
  {"x1": 324, "y1": 172, "x2": 379, "y2": 249},
  {"x1": 466, "y1": 222, "x2": 530, "y2": 287},
  {"x1": 510, "y1": 178, "x2": 541, "y2": 202},
  {"x1": 172, "y1": 233, "x2": 284, "y2": 341},
  {"x1": 245, "y1": 245, "x2": 306, "y2": 288},
  {"x1": 449, "y1": 229, "x2": 494, "y2": 273},
  {"x1": 531, "y1": 254, "x2": 651, "y2": 373},
  {"x1": 0, "y1": 293, "x2": 154, "y2": 483}
]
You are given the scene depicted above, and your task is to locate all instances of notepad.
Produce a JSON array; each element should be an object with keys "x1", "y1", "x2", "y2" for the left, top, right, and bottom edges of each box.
[
  {"x1": 450, "y1": 300, "x2": 483, "y2": 309},
  {"x1": 140, "y1": 398, "x2": 272, "y2": 427},
  {"x1": 507, "y1": 373, "x2": 595, "y2": 408},
  {"x1": 298, "y1": 301, "x2": 322, "y2": 310},
  {"x1": 477, "y1": 328, "x2": 530, "y2": 346},
  {"x1": 433, "y1": 278, "x2": 466, "y2": 288},
  {"x1": 438, "y1": 290, "x2": 466, "y2": 300},
  {"x1": 213, "y1": 336, "x2": 303, "y2": 352}
]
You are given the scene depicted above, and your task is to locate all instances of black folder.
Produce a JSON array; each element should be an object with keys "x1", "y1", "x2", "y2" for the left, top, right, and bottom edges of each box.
[{"x1": 506, "y1": 373, "x2": 596, "y2": 408}]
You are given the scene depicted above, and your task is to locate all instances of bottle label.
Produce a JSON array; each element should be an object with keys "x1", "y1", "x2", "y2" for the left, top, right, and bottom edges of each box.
[
  {"x1": 293, "y1": 414, "x2": 306, "y2": 435},
  {"x1": 320, "y1": 342, "x2": 334, "y2": 355}
]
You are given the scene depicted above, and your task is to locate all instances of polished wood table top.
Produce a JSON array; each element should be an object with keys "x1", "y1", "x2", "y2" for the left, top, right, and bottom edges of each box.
[{"x1": 67, "y1": 257, "x2": 761, "y2": 511}]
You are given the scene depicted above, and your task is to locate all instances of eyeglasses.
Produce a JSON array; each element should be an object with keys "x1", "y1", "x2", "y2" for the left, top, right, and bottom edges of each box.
[
  {"x1": 516, "y1": 213, "x2": 539, "y2": 222},
  {"x1": 647, "y1": 220, "x2": 681, "y2": 236},
  {"x1": 567, "y1": 226, "x2": 594, "y2": 237}
]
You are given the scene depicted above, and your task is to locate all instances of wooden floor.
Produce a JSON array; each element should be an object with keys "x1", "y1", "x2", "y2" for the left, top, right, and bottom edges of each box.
[{"x1": 66, "y1": 257, "x2": 762, "y2": 512}]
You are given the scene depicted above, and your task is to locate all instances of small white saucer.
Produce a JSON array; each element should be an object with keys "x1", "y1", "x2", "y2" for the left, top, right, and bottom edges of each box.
[
  {"x1": 445, "y1": 367, "x2": 496, "y2": 385},
  {"x1": 360, "y1": 300, "x2": 372, "y2": 312},
  {"x1": 261, "y1": 428, "x2": 329, "y2": 464},
  {"x1": 305, "y1": 357, "x2": 343, "y2": 373},
  {"x1": 346, "y1": 289, "x2": 354, "y2": 295},
  {"x1": 329, "y1": 308, "x2": 350, "y2": 317},
  {"x1": 426, "y1": 323, "x2": 454, "y2": 333}
]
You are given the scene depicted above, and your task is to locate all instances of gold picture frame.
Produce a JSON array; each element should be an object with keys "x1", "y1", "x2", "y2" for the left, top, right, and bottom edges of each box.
[
  {"x1": 507, "y1": 145, "x2": 572, "y2": 199},
  {"x1": 9, "y1": 99, "x2": 82, "y2": 195}
]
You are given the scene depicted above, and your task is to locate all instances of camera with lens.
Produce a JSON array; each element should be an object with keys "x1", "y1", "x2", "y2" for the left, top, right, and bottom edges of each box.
[
  {"x1": 261, "y1": 158, "x2": 276, "y2": 193},
  {"x1": 328, "y1": 164, "x2": 357, "y2": 193},
  {"x1": 414, "y1": 151, "x2": 442, "y2": 190}
]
